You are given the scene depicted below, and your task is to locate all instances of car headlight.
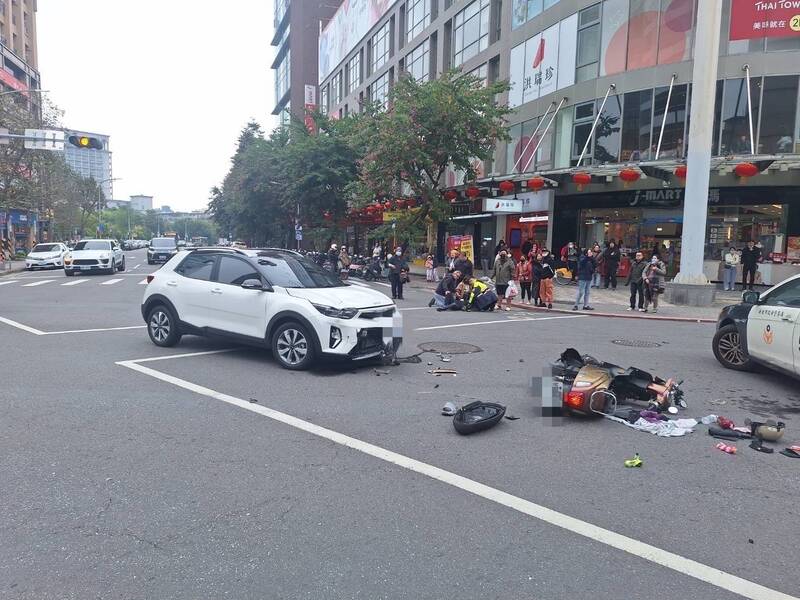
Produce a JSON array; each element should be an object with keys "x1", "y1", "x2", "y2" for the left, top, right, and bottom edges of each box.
[
  {"x1": 64, "y1": 254, "x2": 72, "y2": 264},
  {"x1": 100, "y1": 252, "x2": 111, "y2": 259},
  {"x1": 312, "y1": 304, "x2": 358, "y2": 319}
]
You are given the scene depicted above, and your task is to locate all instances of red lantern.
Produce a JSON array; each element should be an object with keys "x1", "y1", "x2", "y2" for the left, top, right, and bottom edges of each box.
[
  {"x1": 383, "y1": 201, "x2": 392, "y2": 210},
  {"x1": 396, "y1": 198, "x2": 406, "y2": 209},
  {"x1": 406, "y1": 198, "x2": 416, "y2": 208},
  {"x1": 527, "y1": 177, "x2": 545, "y2": 191},
  {"x1": 572, "y1": 172, "x2": 592, "y2": 191},
  {"x1": 618, "y1": 168, "x2": 640, "y2": 188},
  {"x1": 323, "y1": 211, "x2": 332, "y2": 221},
  {"x1": 499, "y1": 180, "x2": 515, "y2": 194},
  {"x1": 674, "y1": 165, "x2": 687, "y2": 180},
  {"x1": 444, "y1": 190, "x2": 458, "y2": 202},
  {"x1": 734, "y1": 162, "x2": 759, "y2": 181},
  {"x1": 466, "y1": 186, "x2": 481, "y2": 199}
]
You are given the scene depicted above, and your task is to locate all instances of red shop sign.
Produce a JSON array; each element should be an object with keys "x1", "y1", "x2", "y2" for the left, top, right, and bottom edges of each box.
[{"x1": 730, "y1": 0, "x2": 800, "y2": 40}]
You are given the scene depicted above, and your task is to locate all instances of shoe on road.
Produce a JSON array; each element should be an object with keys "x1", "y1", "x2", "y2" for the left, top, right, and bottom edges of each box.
[
  {"x1": 428, "y1": 298, "x2": 435, "y2": 307},
  {"x1": 583, "y1": 306, "x2": 595, "y2": 311},
  {"x1": 627, "y1": 307, "x2": 634, "y2": 311},
  {"x1": 572, "y1": 306, "x2": 579, "y2": 311}
]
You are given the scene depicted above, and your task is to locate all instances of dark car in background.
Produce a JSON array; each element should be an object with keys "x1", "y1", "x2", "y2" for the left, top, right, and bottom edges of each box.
[{"x1": 147, "y1": 237, "x2": 179, "y2": 265}]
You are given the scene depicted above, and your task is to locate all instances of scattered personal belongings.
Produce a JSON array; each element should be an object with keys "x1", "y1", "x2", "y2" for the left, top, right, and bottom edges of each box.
[
  {"x1": 717, "y1": 416, "x2": 735, "y2": 430},
  {"x1": 606, "y1": 415, "x2": 696, "y2": 437},
  {"x1": 708, "y1": 426, "x2": 751, "y2": 441},
  {"x1": 779, "y1": 446, "x2": 800, "y2": 459},
  {"x1": 441, "y1": 401, "x2": 458, "y2": 416},
  {"x1": 429, "y1": 368, "x2": 458, "y2": 376},
  {"x1": 715, "y1": 442, "x2": 737, "y2": 455},
  {"x1": 624, "y1": 454, "x2": 643, "y2": 468},
  {"x1": 438, "y1": 354, "x2": 452, "y2": 363},
  {"x1": 709, "y1": 399, "x2": 727, "y2": 405},
  {"x1": 504, "y1": 414, "x2": 520, "y2": 420},
  {"x1": 453, "y1": 401, "x2": 506, "y2": 435},
  {"x1": 749, "y1": 439, "x2": 774, "y2": 454},
  {"x1": 746, "y1": 418, "x2": 785, "y2": 442},
  {"x1": 248, "y1": 397, "x2": 259, "y2": 403},
  {"x1": 374, "y1": 369, "x2": 390, "y2": 376}
]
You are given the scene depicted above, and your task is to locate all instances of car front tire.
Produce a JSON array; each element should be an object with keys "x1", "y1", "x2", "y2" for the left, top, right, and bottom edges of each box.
[
  {"x1": 117, "y1": 256, "x2": 126, "y2": 272},
  {"x1": 147, "y1": 305, "x2": 182, "y2": 347},
  {"x1": 713, "y1": 324, "x2": 755, "y2": 371},
  {"x1": 64, "y1": 269, "x2": 74, "y2": 277},
  {"x1": 271, "y1": 321, "x2": 316, "y2": 370}
]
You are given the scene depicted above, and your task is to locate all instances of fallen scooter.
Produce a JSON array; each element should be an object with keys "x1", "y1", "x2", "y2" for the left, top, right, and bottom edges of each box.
[{"x1": 552, "y1": 348, "x2": 686, "y2": 417}]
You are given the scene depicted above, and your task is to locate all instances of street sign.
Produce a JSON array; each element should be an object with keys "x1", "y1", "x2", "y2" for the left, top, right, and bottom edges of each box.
[
  {"x1": 23, "y1": 129, "x2": 65, "y2": 151},
  {"x1": 295, "y1": 224, "x2": 303, "y2": 232},
  {"x1": 0, "y1": 128, "x2": 8, "y2": 145},
  {"x1": 295, "y1": 231, "x2": 303, "y2": 241}
]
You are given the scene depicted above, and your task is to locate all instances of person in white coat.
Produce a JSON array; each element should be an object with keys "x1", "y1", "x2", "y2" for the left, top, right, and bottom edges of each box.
[{"x1": 722, "y1": 246, "x2": 740, "y2": 291}]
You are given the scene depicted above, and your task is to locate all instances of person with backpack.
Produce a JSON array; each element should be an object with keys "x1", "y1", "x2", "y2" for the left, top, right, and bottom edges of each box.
[
  {"x1": 626, "y1": 251, "x2": 648, "y2": 311},
  {"x1": 539, "y1": 249, "x2": 555, "y2": 309}
]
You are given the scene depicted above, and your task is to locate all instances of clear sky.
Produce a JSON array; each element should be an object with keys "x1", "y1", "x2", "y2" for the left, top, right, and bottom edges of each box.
[{"x1": 37, "y1": 1, "x2": 279, "y2": 212}]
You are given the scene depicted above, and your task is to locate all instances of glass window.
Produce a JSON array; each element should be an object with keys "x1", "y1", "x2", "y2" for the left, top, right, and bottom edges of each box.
[
  {"x1": 452, "y1": 0, "x2": 490, "y2": 67},
  {"x1": 620, "y1": 90, "x2": 653, "y2": 161},
  {"x1": 766, "y1": 35, "x2": 800, "y2": 52},
  {"x1": 757, "y1": 75, "x2": 798, "y2": 154},
  {"x1": 216, "y1": 256, "x2": 260, "y2": 286},
  {"x1": 406, "y1": 38, "x2": 430, "y2": 82},
  {"x1": 576, "y1": 5, "x2": 601, "y2": 83},
  {"x1": 331, "y1": 71, "x2": 343, "y2": 106},
  {"x1": 651, "y1": 84, "x2": 688, "y2": 159},
  {"x1": 527, "y1": 0, "x2": 543, "y2": 21},
  {"x1": 506, "y1": 123, "x2": 522, "y2": 173},
  {"x1": 466, "y1": 62, "x2": 488, "y2": 86},
  {"x1": 74, "y1": 240, "x2": 111, "y2": 251},
  {"x1": 256, "y1": 253, "x2": 345, "y2": 288},
  {"x1": 627, "y1": 0, "x2": 660, "y2": 70},
  {"x1": 347, "y1": 53, "x2": 361, "y2": 94},
  {"x1": 720, "y1": 78, "x2": 760, "y2": 155},
  {"x1": 706, "y1": 204, "x2": 787, "y2": 261},
  {"x1": 572, "y1": 101, "x2": 595, "y2": 163},
  {"x1": 407, "y1": 0, "x2": 430, "y2": 43},
  {"x1": 371, "y1": 71, "x2": 390, "y2": 107},
  {"x1": 512, "y1": 0, "x2": 528, "y2": 29},
  {"x1": 764, "y1": 278, "x2": 800, "y2": 307},
  {"x1": 712, "y1": 80, "x2": 723, "y2": 155},
  {"x1": 554, "y1": 108, "x2": 573, "y2": 169},
  {"x1": 594, "y1": 94, "x2": 623, "y2": 164},
  {"x1": 275, "y1": 50, "x2": 290, "y2": 102},
  {"x1": 177, "y1": 253, "x2": 215, "y2": 281},
  {"x1": 321, "y1": 85, "x2": 329, "y2": 116},
  {"x1": 371, "y1": 21, "x2": 391, "y2": 72}
]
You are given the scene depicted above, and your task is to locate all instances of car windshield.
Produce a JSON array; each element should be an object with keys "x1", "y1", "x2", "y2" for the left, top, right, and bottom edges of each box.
[
  {"x1": 74, "y1": 241, "x2": 111, "y2": 251},
  {"x1": 32, "y1": 244, "x2": 58, "y2": 253},
  {"x1": 151, "y1": 238, "x2": 177, "y2": 249},
  {"x1": 256, "y1": 252, "x2": 345, "y2": 288}
]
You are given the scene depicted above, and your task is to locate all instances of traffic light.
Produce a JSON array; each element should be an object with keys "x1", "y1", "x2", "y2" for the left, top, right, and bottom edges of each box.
[{"x1": 67, "y1": 135, "x2": 104, "y2": 150}]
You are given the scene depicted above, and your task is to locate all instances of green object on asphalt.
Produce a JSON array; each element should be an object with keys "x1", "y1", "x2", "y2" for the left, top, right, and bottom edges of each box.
[{"x1": 624, "y1": 453, "x2": 643, "y2": 468}]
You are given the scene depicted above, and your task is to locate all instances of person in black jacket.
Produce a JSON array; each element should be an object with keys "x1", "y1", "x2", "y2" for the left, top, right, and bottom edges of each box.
[
  {"x1": 603, "y1": 241, "x2": 620, "y2": 290},
  {"x1": 626, "y1": 251, "x2": 648, "y2": 311},
  {"x1": 453, "y1": 252, "x2": 473, "y2": 279},
  {"x1": 429, "y1": 270, "x2": 462, "y2": 309},
  {"x1": 387, "y1": 247, "x2": 409, "y2": 300},
  {"x1": 539, "y1": 250, "x2": 555, "y2": 309},
  {"x1": 740, "y1": 240, "x2": 761, "y2": 291}
]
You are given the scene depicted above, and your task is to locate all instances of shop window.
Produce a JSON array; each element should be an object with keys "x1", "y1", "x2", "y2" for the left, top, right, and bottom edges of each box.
[
  {"x1": 720, "y1": 77, "x2": 761, "y2": 155},
  {"x1": 594, "y1": 94, "x2": 622, "y2": 164},
  {"x1": 620, "y1": 89, "x2": 653, "y2": 161},
  {"x1": 757, "y1": 75, "x2": 798, "y2": 155},
  {"x1": 651, "y1": 83, "x2": 688, "y2": 159},
  {"x1": 707, "y1": 205, "x2": 787, "y2": 260},
  {"x1": 576, "y1": 4, "x2": 601, "y2": 83}
]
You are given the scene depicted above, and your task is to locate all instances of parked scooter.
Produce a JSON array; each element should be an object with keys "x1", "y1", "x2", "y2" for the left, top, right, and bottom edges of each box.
[
  {"x1": 551, "y1": 348, "x2": 686, "y2": 417},
  {"x1": 363, "y1": 257, "x2": 390, "y2": 281}
]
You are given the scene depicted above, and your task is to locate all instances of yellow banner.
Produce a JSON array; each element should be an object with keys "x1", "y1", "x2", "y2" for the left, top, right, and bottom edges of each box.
[{"x1": 382, "y1": 207, "x2": 422, "y2": 223}]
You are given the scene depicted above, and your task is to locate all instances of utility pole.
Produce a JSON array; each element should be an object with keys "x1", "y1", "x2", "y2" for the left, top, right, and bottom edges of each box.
[{"x1": 671, "y1": 0, "x2": 723, "y2": 304}]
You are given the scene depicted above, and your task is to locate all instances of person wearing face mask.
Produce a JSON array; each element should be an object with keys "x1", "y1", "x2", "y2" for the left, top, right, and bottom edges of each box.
[
  {"x1": 643, "y1": 255, "x2": 667, "y2": 313},
  {"x1": 561, "y1": 242, "x2": 579, "y2": 281},
  {"x1": 515, "y1": 253, "x2": 533, "y2": 304},
  {"x1": 740, "y1": 240, "x2": 761, "y2": 291},
  {"x1": 626, "y1": 251, "x2": 648, "y2": 311},
  {"x1": 539, "y1": 250, "x2": 555, "y2": 309},
  {"x1": 492, "y1": 250, "x2": 515, "y2": 311},
  {"x1": 387, "y1": 247, "x2": 409, "y2": 300}
]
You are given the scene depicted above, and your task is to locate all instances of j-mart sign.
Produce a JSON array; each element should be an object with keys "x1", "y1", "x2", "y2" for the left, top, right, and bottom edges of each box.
[{"x1": 730, "y1": 0, "x2": 800, "y2": 40}]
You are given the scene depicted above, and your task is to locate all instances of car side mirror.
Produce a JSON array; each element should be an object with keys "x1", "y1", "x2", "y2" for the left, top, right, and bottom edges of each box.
[
  {"x1": 241, "y1": 278, "x2": 270, "y2": 291},
  {"x1": 742, "y1": 290, "x2": 760, "y2": 305}
]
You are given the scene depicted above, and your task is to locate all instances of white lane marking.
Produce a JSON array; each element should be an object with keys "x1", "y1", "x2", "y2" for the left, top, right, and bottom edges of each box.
[
  {"x1": 61, "y1": 279, "x2": 89, "y2": 286},
  {"x1": 373, "y1": 282, "x2": 392, "y2": 288},
  {"x1": 43, "y1": 325, "x2": 145, "y2": 335},
  {"x1": 348, "y1": 280, "x2": 368, "y2": 287},
  {"x1": 116, "y1": 357, "x2": 798, "y2": 600},
  {"x1": 415, "y1": 314, "x2": 586, "y2": 331},
  {"x1": 21, "y1": 280, "x2": 54, "y2": 287},
  {"x1": 100, "y1": 278, "x2": 123, "y2": 286},
  {"x1": 0, "y1": 316, "x2": 45, "y2": 335},
  {"x1": 398, "y1": 307, "x2": 430, "y2": 311},
  {"x1": 128, "y1": 348, "x2": 238, "y2": 364},
  {"x1": 133, "y1": 264, "x2": 141, "y2": 269},
  {"x1": 0, "y1": 280, "x2": 17, "y2": 286},
  {"x1": 138, "y1": 279, "x2": 148, "y2": 285}
]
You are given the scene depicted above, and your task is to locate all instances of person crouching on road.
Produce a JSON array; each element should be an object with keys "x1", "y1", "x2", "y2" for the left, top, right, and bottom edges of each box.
[
  {"x1": 643, "y1": 255, "x2": 667, "y2": 313},
  {"x1": 493, "y1": 250, "x2": 515, "y2": 312},
  {"x1": 573, "y1": 248, "x2": 596, "y2": 311},
  {"x1": 430, "y1": 269, "x2": 462, "y2": 309},
  {"x1": 465, "y1": 277, "x2": 497, "y2": 311},
  {"x1": 515, "y1": 253, "x2": 533, "y2": 305}
]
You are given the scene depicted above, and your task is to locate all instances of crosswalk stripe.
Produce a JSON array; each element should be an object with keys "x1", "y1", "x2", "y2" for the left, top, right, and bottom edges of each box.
[
  {"x1": 348, "y1": 279, "x2": 368, "y2": 287},
  {"x1": 22, "y1": 280, "x2": 54, "y2": 287},
  {"x1": 100, "y1": 278, "x2": 123, "y2": 286},
  {"x1": 138, "y1": 279, "x2": 148, "y2": 285},
  {"x1": 61, "y1": 278, "x2": 89, "y2": 286},
  {"x1": 0, "y1": 280, "x2": 16, "y2": 286}
]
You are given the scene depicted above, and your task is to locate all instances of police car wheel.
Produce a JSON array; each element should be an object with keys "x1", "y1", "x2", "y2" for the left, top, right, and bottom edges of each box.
[{"x1": 713, "y1": 324, "x2": 754, "y2": 371}]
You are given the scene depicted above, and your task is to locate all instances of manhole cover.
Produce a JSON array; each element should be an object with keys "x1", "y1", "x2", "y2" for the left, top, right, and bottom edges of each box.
[
  {"x1": 418, "y1": 342, "x2": 482, "y2": 354},
  {"x1": 611, "y1": 339, "x2": 662, "y2": 348}
]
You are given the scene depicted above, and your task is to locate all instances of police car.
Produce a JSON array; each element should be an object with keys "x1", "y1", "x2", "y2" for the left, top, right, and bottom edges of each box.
[{"x1": 713, "y1": 274, "x2": 800, "y2": 377}]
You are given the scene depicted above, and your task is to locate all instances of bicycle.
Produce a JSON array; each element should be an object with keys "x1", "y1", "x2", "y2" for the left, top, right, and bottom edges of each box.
[{"x1": 554, "y1": 266, "x2": 576, "y2": 286}]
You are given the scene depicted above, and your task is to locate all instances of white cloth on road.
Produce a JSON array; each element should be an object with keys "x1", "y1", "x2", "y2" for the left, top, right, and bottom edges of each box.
[{"x1": 605, "y1": 415, "x2": 696, "y2": 437}]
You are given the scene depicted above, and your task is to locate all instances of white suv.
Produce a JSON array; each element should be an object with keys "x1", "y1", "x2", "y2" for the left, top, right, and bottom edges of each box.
[
  {"x1": 140, "y1": 248, "x2": 402, "y2": 370},
  {"x1": 64, "y1": 239, "x2": 125, "y2": 276}
]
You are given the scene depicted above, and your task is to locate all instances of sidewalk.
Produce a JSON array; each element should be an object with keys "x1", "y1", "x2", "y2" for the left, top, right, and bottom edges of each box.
[
  {"x1": 0, "y1": 260, "x2": 25, "y2": 277},
  {"x1": 406, "y1": 264, "x2": 743, "y2": 323}
]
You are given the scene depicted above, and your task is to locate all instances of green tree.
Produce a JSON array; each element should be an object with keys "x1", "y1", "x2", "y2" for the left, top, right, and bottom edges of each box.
[{"x1": 355, "y1": 70, "x2": 511, "y2": 226}]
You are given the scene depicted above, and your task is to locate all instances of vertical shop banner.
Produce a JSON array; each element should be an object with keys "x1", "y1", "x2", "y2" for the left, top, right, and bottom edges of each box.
[
  {"x1": 537, "y1": 23, "x2": 561, "y2": 98},
  {"x1": 304, "y1": 85, "x2": 317, "y2": 134},
  {"x1": 557, "y1": 13, "x2": 578, "y2": 90},
  {"x1": 447, "y1": 235, "x2": 463, "y2": 257},
  {"x1": 508, "y1": 42, "x2": 526, "y2": 109},
  {"x1": 522, "y1": 34, "x2": 542, "y2": 104},
  {"x1": 730, "y1": 0, "x2": 800, "y2": 40}
]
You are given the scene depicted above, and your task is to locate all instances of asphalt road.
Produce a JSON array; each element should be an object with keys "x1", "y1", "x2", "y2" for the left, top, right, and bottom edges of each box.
[{"x1": 1, "y1": 248, "x2": 798, "y2": 600}]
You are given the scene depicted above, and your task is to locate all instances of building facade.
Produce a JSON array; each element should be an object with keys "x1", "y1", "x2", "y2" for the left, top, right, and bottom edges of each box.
[
  {"x1": 62, "y1": 130, "x2": 113, "y2": 201},
  {"x1": 0, "y1": 0, "x2": 41, "y2": 115},
  {"x1": 129, "y1": 195, "x2": 153, "y2": 212},
  {"x1": 271, "y1": 0, "x2": 342, "y2": 127},
  {"x1": 317, "y1": 0, "x2": 800, "y2": 283}
]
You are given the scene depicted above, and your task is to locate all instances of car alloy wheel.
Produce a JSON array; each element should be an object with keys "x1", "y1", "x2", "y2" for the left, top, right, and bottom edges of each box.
[
  {"x1": 717, "y1": 330, "x2": 745, "y2": 365},
  {"x1": 276, "y1": 328, "x2": 308, "y2": 366},
  {"x1": 150, "y1": 310, "x2": 171, "y2": 343}
]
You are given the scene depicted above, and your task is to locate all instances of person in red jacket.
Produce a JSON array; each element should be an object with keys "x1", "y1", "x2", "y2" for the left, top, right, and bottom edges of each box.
[{"x1": 515, "y1": 253, "x2": 533, "y2": 304}]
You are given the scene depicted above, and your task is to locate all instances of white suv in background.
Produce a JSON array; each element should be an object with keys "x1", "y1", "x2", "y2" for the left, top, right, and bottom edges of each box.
[
  {"x1": 64, "y1": 239, "x2": 125, "y2": 276},
  {"x1": 140, "y1": 248, "x2": 402, "y2": 370}
]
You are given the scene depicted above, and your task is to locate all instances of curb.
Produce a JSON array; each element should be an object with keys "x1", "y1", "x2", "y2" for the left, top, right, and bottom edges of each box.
[
  {"x1": 507, "y1": 301, "x2": 717, "y2": 323},
  {"x1": 0, "y1": 266, "x2": 25, "y2": 277}
]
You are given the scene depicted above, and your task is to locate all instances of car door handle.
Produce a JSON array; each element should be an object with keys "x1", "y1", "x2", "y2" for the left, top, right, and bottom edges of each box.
[
  {"x1": 166, "y1": 280, "x2": 178, "y2": 287},
  {"x1": 782, "y1": 316, "x2": 794, "y2": 322},
  {"x1": 211, "y1": 288, "x2": 223, "y2": 295}
]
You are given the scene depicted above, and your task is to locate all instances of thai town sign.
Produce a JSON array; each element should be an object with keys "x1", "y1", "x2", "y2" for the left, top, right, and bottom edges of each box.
[{"x1": 730, "y1": 0, "x2": 800, "y2": 40}]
